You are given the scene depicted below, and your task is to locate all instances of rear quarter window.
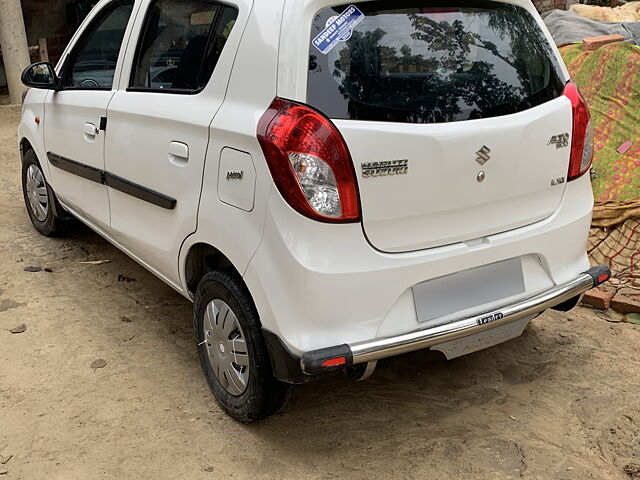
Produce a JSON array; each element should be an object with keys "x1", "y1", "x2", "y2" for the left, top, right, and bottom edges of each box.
[{"x1": 307, "y1": 1, "x2": 565, "y2": 124}]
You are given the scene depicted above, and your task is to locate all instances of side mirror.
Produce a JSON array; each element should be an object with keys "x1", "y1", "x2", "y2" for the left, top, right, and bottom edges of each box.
[{"x1": 21, "y1": 62, "x2": 61, "y2": 91}]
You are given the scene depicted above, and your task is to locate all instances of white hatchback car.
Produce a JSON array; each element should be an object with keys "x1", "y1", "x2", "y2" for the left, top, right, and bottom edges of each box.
[{"x1": 19, "y1": 0, "x2": 609, "y2": 422}]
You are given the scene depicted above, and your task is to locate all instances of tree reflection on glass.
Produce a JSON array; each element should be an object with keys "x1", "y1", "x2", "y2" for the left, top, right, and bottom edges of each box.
[{"x1": 321, "y1": 5, "x2": 561, "y2": 124}]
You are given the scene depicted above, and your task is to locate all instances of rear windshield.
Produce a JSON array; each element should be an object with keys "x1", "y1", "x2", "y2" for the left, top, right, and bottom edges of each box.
[{"x1": 307, "y1": 1, "x2": 565, "y2": 124}]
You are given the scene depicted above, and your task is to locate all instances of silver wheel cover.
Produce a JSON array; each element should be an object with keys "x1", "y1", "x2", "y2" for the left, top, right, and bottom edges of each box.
[
  {"x1": 203, "y1": 299, "x2": 250, "y2": 396},
  {"x1": 25, "y1": 164, "x2": 49, "y2": 222}
]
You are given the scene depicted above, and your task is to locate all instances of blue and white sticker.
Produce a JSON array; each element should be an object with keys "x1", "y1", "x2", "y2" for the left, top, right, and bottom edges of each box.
[{"x1": 312, "y1": 5, "x2": 365, "y2": 55}]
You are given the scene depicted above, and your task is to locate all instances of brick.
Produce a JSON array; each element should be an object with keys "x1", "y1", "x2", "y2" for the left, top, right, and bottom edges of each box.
[
  {"x1": 582, "y1": 286, "x2": 617, "y2": 310},
  {"x1": 611, "y1": 288, "x2": 640, "y2": 315},
  {"x1": 582, "y1": 34, "x2": 625, "y2": 52}
]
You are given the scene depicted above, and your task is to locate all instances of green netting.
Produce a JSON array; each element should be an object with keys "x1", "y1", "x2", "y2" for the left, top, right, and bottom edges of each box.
[{"x1": 560, "y1": 42, "x2": 640, "y2": 205}]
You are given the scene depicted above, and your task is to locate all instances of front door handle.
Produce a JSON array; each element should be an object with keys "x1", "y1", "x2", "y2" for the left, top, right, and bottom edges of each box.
[{"x1": 169, "y1": 142, "x2": 189, "y2": 167}]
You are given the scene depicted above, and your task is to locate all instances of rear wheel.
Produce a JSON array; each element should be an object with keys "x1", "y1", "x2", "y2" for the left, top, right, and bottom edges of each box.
[
  {"x1": 21, "y1": 150, "x2": 65, "y2": 236},
  {"x1": 194, "y1": 270, "x2": 290, "y2": 423}
]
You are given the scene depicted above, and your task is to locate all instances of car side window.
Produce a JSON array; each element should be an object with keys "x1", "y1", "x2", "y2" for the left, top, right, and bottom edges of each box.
[
  {"x1": 63, "y1": 0, "x2": 134, "y2": 89},
  {"x1": 130, "y1": 0, "x2": 238, "y2": 93}
]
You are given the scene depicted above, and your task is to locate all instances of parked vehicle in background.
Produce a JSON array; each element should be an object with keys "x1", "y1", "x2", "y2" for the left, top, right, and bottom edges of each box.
[{"x1": 19, "y1": 0, "x2": 609, "y2": 422}]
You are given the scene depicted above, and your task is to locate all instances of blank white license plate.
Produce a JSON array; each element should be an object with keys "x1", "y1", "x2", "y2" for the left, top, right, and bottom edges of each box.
[{"x1": 412, "y1": 258, "x2": 525, "y2": 327}]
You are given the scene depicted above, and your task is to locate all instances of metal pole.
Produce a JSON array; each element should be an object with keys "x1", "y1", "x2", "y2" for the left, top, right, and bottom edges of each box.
[{"x1": 0, "y1": 0, "x2": 31, "y2": 104}]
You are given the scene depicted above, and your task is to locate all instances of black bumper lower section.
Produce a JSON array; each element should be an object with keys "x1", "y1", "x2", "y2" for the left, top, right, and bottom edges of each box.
[
  {"x1": 263, "y1": 331, "x2": 357, "y2": 384},
  {"x1": 262, "y1": 330, "x2": 323, "y2": 384}
]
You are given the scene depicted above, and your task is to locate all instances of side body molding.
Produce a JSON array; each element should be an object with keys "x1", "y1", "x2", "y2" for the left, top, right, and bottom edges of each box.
[{"x1": 47, "y1": 152, "x2": 176, "y2": 210}]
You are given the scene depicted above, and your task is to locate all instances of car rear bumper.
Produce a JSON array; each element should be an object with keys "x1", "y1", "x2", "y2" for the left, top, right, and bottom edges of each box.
[
  {"x1": 263, "y1": 265, "x2": 609, "y2": 382},
  {"x1": 300, "y1": 265, "x2": 609, "y2": 374}
]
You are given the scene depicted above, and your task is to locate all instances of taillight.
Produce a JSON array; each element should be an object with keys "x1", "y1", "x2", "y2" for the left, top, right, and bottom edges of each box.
[
  {"x1": 257, "y1": 98, "x2": 361, "y2": 223},
  {"x1": 563, "y1": 82, "x2": 594, "y2": 181}
]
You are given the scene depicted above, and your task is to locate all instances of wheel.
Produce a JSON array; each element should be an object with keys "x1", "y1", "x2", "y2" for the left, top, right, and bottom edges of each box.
[
  {"x1": 194, "y1": 270, "x2": 290, "y2": 423},
  {"x1": 21, "y1": 149, "x2": 65, "y2": 236}
]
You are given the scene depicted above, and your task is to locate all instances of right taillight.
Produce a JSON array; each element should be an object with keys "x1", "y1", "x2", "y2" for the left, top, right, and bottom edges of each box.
[
  {"x1": 257, "y1": 98, "x2": 361, "y2": 223},
  {"x1": 563, "y1": 82, "x2": 594, "y2": 181}
]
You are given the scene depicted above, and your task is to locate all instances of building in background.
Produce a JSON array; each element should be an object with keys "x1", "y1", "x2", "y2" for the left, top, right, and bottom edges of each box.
[{"x1": 0, "y1": 0, "x2": 94, "y2": 101}]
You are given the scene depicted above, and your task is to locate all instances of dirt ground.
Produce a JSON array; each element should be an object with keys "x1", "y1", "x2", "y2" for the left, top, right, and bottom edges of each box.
[{"x1": 1, "y1": 104, "x2": 640, "y2": 480}]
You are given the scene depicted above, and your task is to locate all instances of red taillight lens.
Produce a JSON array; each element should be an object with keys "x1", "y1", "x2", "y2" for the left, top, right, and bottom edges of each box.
[
  {"x1": 257, "y1": 98, "x2": 361, "y2": 223},
  {"x1": 563, "y1": 82, "x2": 594, "y2": 181}
]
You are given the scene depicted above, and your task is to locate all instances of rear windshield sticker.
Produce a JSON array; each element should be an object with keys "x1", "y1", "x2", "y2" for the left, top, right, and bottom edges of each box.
[{"x1": 312, "y1": 5, "x2": 365, "y2": 55}]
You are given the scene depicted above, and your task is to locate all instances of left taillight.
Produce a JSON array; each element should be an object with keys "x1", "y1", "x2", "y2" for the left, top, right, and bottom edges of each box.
[
  {"x1": 257, "y1": 98, "x2": 361, "y2": 223},
  {"x1": 563, "y1": 82, "x2": 594, "y2": 181}
]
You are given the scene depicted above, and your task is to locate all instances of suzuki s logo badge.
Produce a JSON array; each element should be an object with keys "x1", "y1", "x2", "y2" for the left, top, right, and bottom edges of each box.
[
  {"x1": 549, "y1": 133, "x2": 570, "y2": 149},
  {"x1": 475, "y1": 146, "x2": 491, "y2": 166}
]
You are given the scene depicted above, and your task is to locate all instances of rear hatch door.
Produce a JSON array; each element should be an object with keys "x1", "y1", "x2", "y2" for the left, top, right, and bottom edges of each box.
[{"x1": 307, "y1": 2, "x2": 571, "y2": 252}]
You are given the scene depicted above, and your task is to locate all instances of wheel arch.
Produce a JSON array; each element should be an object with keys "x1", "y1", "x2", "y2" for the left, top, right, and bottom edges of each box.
[
  {"x1": 183, "y1": 242, "x2": 243, "y2": 298},
  {"x1": 19, "y1": 137, "x2": 35, "y2": 161}
]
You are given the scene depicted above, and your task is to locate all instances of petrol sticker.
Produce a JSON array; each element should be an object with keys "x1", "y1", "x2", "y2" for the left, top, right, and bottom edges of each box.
[{"x1": 312, "y1": 5, "x2": 365, "y2": 55}]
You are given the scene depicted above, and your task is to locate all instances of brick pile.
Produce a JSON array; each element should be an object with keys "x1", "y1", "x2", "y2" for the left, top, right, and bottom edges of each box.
[{"x1": 584, "y1": 287, "x2": 640, "y2": 315}]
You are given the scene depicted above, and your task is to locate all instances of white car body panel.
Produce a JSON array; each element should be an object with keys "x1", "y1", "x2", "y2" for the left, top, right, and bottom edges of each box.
[
  {"x1": 103, "y1": 0, "x2": 253, "y2": 285},
  {"x1": 36, "y1": 0, "x2": 141, "y2": 231},
  {"x1": 179, "y1": 0, "x2": 286, "y2": 285},
  {"x1": 18, "y1": 89, "x2": 49, "y2": 176},
  {"x1": 335, "y1": 99, "x2": 573, "y2": 252},
  {"x1": 245, "y1": 173, "x2": 592, "y2": 354},
  {"x1": 44, "y1": 90, "x2": 113, "y2": 230}
]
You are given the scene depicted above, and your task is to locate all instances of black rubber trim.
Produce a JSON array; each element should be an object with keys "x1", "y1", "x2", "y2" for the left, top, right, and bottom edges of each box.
[
  {"x1": 585, "y1": 265, "x2": 611, "y2": 287},
  {"x1": 104, "y1": 173, "x2": 176, "y2": 210},
  {"x1": 301, "y1": 344, "x2": 354, "y2": 376},
  {"x1": 47, "y1": 152, "x2": 104, "y2": 184},
  {"x1": 47, "y1": 152, "x2": 176, "y2": 210},
  {"x1": 262, "y1": 330, "x2": 306, "y2": 384},
  {"x1": 262, "y1": 330, "x2": 347, "y2": 384}
]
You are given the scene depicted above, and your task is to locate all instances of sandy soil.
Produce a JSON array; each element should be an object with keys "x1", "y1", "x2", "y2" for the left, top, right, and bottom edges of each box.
[{"x1": 1, "y1": 105, "x2": 639, "y2": 480}]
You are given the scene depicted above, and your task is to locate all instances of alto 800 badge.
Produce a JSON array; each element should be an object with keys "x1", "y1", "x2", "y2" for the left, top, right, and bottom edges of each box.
[{"x1": 362, "y1": 160, "x2": 409, "y2": 178}]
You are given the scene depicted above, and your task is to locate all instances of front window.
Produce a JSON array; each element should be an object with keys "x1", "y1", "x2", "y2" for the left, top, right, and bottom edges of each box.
[{"x1": 64, "y1": 0, "x2": 134, "y2": 89}]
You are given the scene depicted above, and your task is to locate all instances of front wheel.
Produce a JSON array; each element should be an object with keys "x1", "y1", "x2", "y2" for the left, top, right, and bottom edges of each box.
[
  {"x1": 21, "y1": 150, "x2": 65, "y2": 236},
  {"x1": 194, "y1": 270, "x2": 290, "y2": 423}
]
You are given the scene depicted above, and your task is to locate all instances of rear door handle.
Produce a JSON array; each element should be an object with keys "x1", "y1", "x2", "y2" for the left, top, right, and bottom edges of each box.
[
  {"x1": 83, "y1": 122, "x2": 99, "y2": 140},
  {"x1": 169, "y1": 141, "x2": 189, "y2": 167}
]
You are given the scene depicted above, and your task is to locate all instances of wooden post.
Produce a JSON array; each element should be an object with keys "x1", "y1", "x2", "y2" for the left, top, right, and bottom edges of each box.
[{"x1": 38, "y1": 38, "x2": 49, "y2": 63}]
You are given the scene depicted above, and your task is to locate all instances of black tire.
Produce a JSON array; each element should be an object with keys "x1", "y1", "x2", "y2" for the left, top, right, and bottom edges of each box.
[
  {"x1": 194, "y1": 270, "x2": 290, "y2": 423},
  {"x1": 21, "y1": 149, "x2": 66, "y2": 236}
]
